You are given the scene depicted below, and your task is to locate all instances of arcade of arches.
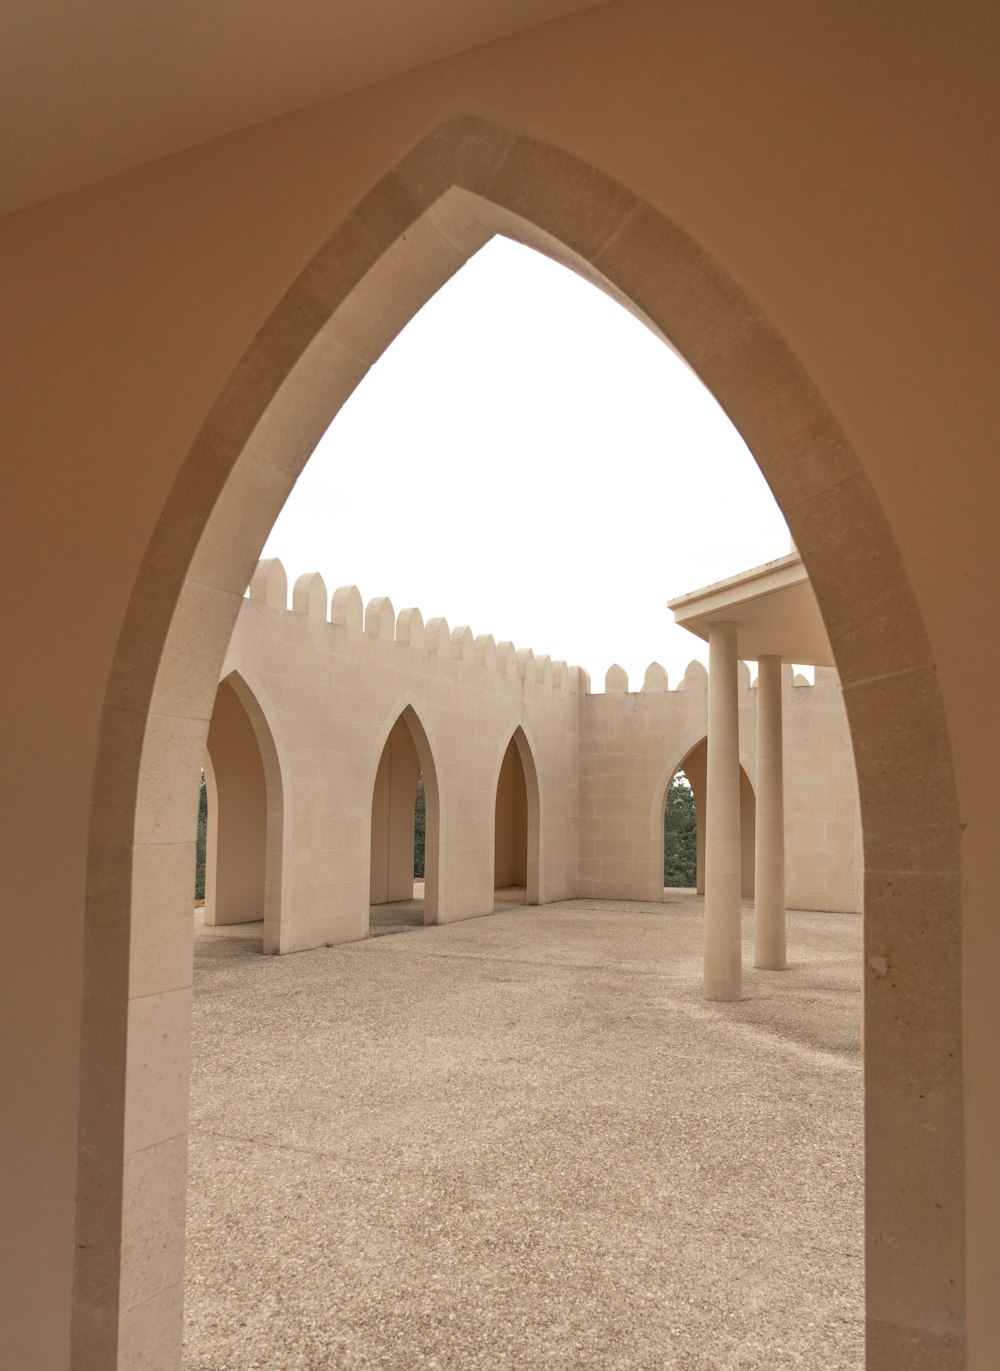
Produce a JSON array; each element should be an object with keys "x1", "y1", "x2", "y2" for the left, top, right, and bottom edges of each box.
[
  {"x1": 203, "y1": 557, "x2": 859, "y2": 961},
  {"x1": 3, "y1": 11, "x2": 996, "y2": 1368}
]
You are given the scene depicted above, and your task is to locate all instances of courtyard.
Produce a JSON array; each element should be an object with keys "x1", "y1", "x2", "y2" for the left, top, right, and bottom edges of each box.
[{"x1": 185, "y1": 895, "x2": 862, "y2": 1370}]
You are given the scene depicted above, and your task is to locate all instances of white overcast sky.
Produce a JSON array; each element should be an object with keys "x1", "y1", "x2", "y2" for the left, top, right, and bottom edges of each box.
[{"x1": 262, "y1": 236, "x2": 791, "y2": 687}]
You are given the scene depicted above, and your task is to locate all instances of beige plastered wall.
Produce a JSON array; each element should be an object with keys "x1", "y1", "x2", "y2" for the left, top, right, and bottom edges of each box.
[
  {"x1": 578, "y1": 662, "x2": 859, "y2": 910},
  {"x1": 226, "y1": 558, "x2": 577, "y2": 952},
  {"x1": 224, "y1": 566, "x2": 860, "y2": 947},
  {"x1": 0, "y1": 3, "x2": 995, "y2": 1368}
]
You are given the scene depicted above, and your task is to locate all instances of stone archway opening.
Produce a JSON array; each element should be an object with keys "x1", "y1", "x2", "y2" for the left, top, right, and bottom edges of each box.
[
  {"x1": 663, "y1": 738, "x2": 755, "y2": 899},
  {"x1": 74, "y1": 118, "x2": 963, "y2": 1370},
  {"x1": 199, "y1": 672, "x2": 288, "y2": 956},
  {"x1": 369, "y1": 710, "x2": 440, "y2": 936},
  {"x1": 369, "y1": 714, "x2": 423, "y2": 934},
  {"x1": 662, "y1": 769, "x2": 697, "y2": 892},
  {"x1": 494, "y1": 735, "x2": 527, "y2": 905},
  {"x1": 492, "y1": 729, "x2": 539, "y2": 911}
]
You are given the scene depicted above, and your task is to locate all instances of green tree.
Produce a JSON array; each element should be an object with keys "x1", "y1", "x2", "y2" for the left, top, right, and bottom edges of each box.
[
  {"x1": 413, "y1": 773, "x2": 425, "y2": 878},
  {"x1": 195, "y1": 770, "x2": 208, "y2": 900},
  {"x1": 663, "y1": 773, "x2": 697, "y2": 887}
]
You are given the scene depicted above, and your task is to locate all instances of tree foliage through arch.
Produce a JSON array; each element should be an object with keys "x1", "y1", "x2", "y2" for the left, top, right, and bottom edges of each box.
[{"x1": 664, "y1": 773, "x2": 697, "y2": 887}]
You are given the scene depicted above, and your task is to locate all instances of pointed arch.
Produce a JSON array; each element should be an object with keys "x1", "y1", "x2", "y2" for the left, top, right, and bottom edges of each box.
[
  {"x1": 208, "y1": 660, "x2": 290, "y2": 953},
  {"x1": 74, "y1": 114, "x2": 962, "y2": 1365},
  {"x1": 366, "y1": 697, "x2": 442, "y2": 926},
  {"x1": 491, "y1": 722, "x2": 542, "y2": 906},
  {"x1": 653, "y1": 736, "x2": 756, "y2": 900}
]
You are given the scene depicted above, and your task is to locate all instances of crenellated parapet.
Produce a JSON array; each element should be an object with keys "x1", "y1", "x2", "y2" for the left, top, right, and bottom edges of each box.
[
  {"x1": 245, "y1": 559, "x2": 585, "y2": 698},
  {"x1": 250, "y1": 560, "x2": 838, "y2": 705},
  {"x1": 590, "y1": 654, "x2": 831, "y2": 697}
]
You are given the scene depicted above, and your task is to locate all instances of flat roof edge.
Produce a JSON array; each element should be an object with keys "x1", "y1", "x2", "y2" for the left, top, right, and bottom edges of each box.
[{"x1": 668, "y1": 551, "x2": 804, "y2": 614}]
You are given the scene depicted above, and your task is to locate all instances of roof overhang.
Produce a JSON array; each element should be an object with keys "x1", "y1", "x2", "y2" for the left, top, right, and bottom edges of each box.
[{"x1": 668, "y1": 552, "x2": 835, "y2": 667}]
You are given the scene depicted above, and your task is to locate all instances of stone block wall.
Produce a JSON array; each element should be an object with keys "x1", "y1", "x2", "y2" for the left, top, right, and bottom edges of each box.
[
  {"x1": 578, "y1": 660, "x2": 861, "y2": 913},
  {"x1": 219, "y1": 559, "x2": 583, "y2": 952},
  {"x1": 216, "y1": 560, "x2": 862, "y2": 955},
  {"x1": 784, "y1": 666, "x2": 864, "y2": 913}
]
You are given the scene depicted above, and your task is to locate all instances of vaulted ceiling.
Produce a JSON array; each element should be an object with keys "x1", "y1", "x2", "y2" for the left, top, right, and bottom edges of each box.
[{"x1": 1, "y1": 0, "x2": 603, "y2": 215}]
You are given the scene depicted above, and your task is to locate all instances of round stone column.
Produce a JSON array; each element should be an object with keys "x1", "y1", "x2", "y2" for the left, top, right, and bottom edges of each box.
[
  {"x1": 704, "y1": 620, "x2": 742, "y2": 1000},
  {"x1": 753, "y1": 654, "x2": 787, "y2": 969}
]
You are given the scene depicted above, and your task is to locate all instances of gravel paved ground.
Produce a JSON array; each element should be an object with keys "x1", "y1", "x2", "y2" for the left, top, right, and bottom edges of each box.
[
  {"x1": 368, "y1": 887, "x2": 528, "y2": 937},
  {"x1": 185, "y1": 894, "x2": 863, "y2": 1370}
]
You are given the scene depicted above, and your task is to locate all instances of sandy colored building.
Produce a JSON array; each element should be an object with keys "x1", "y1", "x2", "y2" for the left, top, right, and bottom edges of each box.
[
  {"x1": 204, "y1": 554, "x2": 860, "y2": 954},
  {"x1": 1, "y1": 4, "x2": 997, "y2": 1368}
]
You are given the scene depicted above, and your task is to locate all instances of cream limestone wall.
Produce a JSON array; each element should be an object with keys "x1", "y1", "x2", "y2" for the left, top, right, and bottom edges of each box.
[
  {"x1": 221, "y1": 562, "x2": 862, "y2": 957},
  {"x1": 222, "y1": 558, "x2": 581, "y2": 952},
  {"x1": 1, "y1": 4, "x2": 994, "y2": 1367},
  {"x1": 577, "y1": 661, "x2": 860, "y2": 912},
  {"x1": 785, "y1": 667, "x2": 865, "y2": 916}
]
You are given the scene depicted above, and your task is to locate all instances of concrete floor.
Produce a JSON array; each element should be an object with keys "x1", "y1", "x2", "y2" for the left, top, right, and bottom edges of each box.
[{"x1": 185, "y1": 894, "x2": 863, "y2": 1370}]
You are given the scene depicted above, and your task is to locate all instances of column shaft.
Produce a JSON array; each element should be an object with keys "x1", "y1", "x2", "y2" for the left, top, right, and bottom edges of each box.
[
  {"x1": 704, "y1": 621, "x2": 742, "y2": 1000},
  {"x1": 754, "y1": 655, "x2": 787, "y2": 969}
]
